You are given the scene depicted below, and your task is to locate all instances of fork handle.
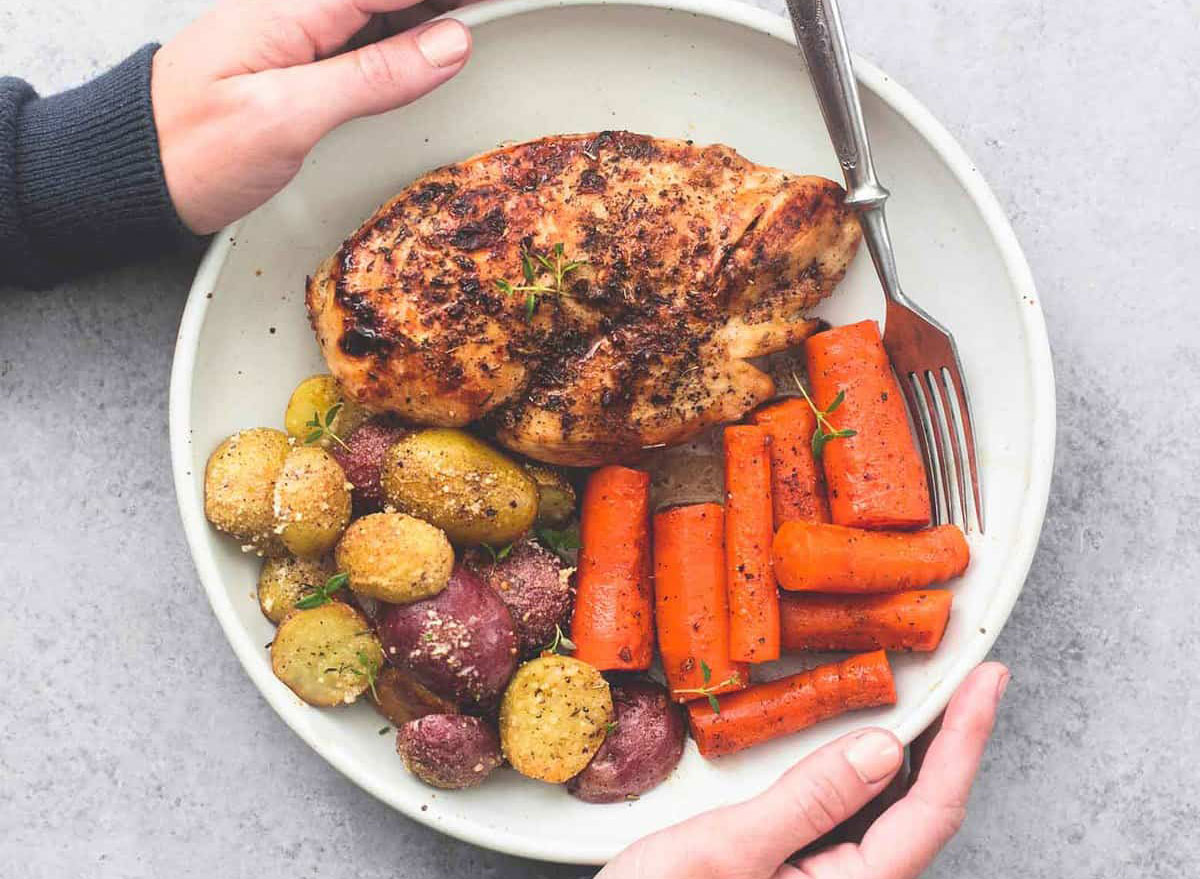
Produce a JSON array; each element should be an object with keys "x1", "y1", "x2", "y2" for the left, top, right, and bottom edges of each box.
[{"x1": 784, "y1": 0, "x2": 906, "y2": 302}]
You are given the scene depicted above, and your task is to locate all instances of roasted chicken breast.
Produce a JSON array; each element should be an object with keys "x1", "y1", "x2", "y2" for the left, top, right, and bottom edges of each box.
[{"x1": 307, "y1": 132, "x2": 861, "y2": 465}]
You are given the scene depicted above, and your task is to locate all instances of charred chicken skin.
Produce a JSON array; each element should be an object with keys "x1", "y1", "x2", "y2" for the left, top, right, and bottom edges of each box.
[{"x1": 307, "y1": 131, "x2": 861, "y2": 465}]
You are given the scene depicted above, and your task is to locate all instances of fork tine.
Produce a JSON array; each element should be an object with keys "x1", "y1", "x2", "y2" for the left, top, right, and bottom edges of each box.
[
  {"x1": 945, "y1": 364, "x2": 985, "y2": 533},
  {"x1": 933, "y1": 369, "x2": 969, "y2": 530},
  {"x1": 920, "y1": 372, "x2": 956, "y2": 528},
  {"x1": 900, "y1": 373, "x2": 943, "y2": 524}
]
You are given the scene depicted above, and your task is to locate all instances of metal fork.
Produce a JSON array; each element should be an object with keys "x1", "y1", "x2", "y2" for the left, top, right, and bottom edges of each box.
[{"x1": 785, "y1": 0, "x2": 985, "y2": 532}]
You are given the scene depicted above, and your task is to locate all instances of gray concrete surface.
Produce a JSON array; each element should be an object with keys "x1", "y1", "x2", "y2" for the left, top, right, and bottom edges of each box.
[{"x1": 3, "y1": 1, "x2": 1198, "y2": 876}]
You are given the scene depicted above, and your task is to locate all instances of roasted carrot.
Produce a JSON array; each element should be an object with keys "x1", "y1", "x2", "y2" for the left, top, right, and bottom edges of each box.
[
  {"x1": 654, "y1": 503, "x2": 749, "y2": 702},
  {"x1": 571, "y1": 466, "x2": 654, "y2": 671},
  {"x1": 688, "y1": 650, "x2": 896, "y2": 758},
  {"x1": 774, "y1": 520, "x2": 968, "y2": 593},
  {"x1": 780, "y1": 590, "x2": 953, "y2": 652},
  {"x1": 806, "y1": 320, "x2": 930, "y2": 530},
  {"x1": 723, "y1": 425, "x2": 780, "y2": 663},
  {"x1": 749, "y1": 398, "x2": 830, "y2": 526}
]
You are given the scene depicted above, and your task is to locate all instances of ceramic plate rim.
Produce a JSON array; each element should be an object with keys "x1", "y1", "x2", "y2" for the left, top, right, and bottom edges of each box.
[{"x1": 169, "y1": 0, "x2": 1055, "y2": 863}]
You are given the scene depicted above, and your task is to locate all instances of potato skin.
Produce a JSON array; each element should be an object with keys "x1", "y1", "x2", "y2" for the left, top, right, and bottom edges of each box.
[
  {"x1": 499, "y1": 655, "x2": 614, "y2": 783},
  {"x1": 373, "y1": 665, "x2": 459, "y2": 727},
  {"x1": 283, "y1": 374, "x2": 369, "y2": 449},
  {"x1": 381, "y1": 428, "x2": 538, "y2": 545},
  {"x1": 567, "y1": 679, "x2": 686, "y2": 803},
  {"x1": 378, "y1": 565, "x2": 519, "y2": 713},
  {"x1": 257, "y1": 555, "x2": 336, "y2": 624},
  {"x1": 272, "y1": 446, "x2": 352, "y2": 558},
  {"x1": 525, "y1": 464, "x2": 578, "y2": 527},
  {"x1": 204, "y1": 428, "x2": 291, "y2": 555},
  {"x1": 465, "y1": 540, "x2": 574, "y2": 657},
  {"x1": 331, "y1": 415, "x2": 408, "y2": 514},
  {"x1": 336, "y1": 512, "x2": 453, "y2": 604},
  {"x1": 270, "y1": 603, "x2": 383, "y2": 707},
  {"x1": 396, "y1": 714, "x2": 503, "y2": 790}
]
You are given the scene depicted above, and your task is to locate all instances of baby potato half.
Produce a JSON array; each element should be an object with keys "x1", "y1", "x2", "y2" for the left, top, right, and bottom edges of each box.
[
  {"x1": 499, "y1": 655, "x2": 614, "y2": 784},
  {"x1": 335, "y1": 512, "x2": 453, "y2": 604},
  {"x1": 257, "y1": 555, "x2": 336, "y2": 624},
  {"x1": 273, "y1": 446, "x2": 352, "y2": 558},
  {"x1": 270, "y1": 602, "x2": 383, "y2": 707},
  {"x1": 283, "y1": 374, "x2": 368, "y2": 449},
  {"x1": 204, "y1": 427, "x2": 291, "y2": 556}
]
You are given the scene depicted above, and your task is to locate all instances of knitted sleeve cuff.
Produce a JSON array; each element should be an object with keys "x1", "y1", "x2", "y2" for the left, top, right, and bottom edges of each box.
[{"x1": 6, "y1": 44, "x2": 195, "y2": 287}]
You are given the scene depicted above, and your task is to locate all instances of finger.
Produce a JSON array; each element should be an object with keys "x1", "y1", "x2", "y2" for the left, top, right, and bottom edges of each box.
[
  {"x1": 906, "y1": 712, "x2": 941, "y2": 786},
  {"x1": 855, "y1": 662, "x2": 1009, "y2": 879},
  {"x1": 271, "y1": 19, "x2": 471, "y2": 142},
  {"x1": 165, "y1": 0, "x2": 432, "y2": 78},
  {"x1": 612, "y1": 728, "x2": 904, "y2": 878}
]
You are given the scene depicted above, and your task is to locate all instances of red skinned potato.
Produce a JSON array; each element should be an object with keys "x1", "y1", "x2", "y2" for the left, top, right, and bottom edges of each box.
[
  {"x1": 378, "y1": 565, "x2": 519, "y2": 713},
  {"x1": 567, "y1": 678, "x2": 686, "y2": 803},
  {"x1": 397, "y1": 714, "x2": 503, "y2": 790},
  {"x1": 331, "y1": 415, "x2": 408, "y2": 514},
  {"x1": 464, "y1": 539, "x2": 575, "y2": 657}
]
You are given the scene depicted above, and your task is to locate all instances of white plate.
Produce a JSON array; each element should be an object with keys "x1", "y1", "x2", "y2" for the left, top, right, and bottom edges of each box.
[{"x1": 170, "y1": 0, "x2": 1053, "y2": 864}]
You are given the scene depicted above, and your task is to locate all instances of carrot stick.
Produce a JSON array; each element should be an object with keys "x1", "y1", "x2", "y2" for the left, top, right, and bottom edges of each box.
[
  {"x1": 571, "y1": 466, "x2": 654, "y2": 671},
  {"x1": 723, "y1": 425, "x2": 780, "y2": 663},
  {"x1": 806, "y1": 320, "x2": 931, "y2": 530},
  {"x1": 688, "y1": 650, "x2": 896, "y2": 758},
  {"x1": 780, "y1": 590, "x2": 953, "y2": 652},
  {"x1": 749, "y1": 398, "x2": 830, "y2": 526},
  {"x1": 774, "y1": 520, "x2": 968, "y2": 593},
  {"x1": 654, "y1": 503, "x2": 749, "y2": 702}
]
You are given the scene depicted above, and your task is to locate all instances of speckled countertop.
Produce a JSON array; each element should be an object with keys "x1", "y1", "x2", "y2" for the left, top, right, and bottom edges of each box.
[{"x1": 3, "y1": 1, "x2": 1198, "y2": 876}]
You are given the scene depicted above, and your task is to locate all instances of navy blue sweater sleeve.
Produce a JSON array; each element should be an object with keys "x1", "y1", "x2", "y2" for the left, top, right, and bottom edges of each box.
[{"x1": 0, "y1": 44, "x2": 194, "y2": 288}]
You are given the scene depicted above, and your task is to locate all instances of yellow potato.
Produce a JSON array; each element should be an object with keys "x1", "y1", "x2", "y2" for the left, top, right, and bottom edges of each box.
[
  {"x1": 257, "y1": 555, "x2": 336, "y2": 624},
  {"x1": 381, "y1": 428, "x2": 539, "y2": 545},
  {"x1": 204, "y1": 427, "x2": 291, "y2": 556},
  {"x1": 271, "y1": 603, "x2": 383, "y2": 707},
  {"x1": 335, "y1": 512, "x2": 453, "y2": 604},
  {"x1": 283, "y1": 374, "x2": 369, "y2": 448},
  {"x1": 525, "y1": 464, "x2": 578, "y2": 527},
  {"x1": 273, "y1": 446, "x2": 352, "y2": 558},
  {"x1": 499, "y1": 655, "x2": 613, "y2": 783}
]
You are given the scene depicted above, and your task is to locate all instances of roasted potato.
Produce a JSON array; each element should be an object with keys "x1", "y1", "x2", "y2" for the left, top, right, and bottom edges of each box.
[
  {"x1": 380, "y1": 428, "x2": 538, "y2": 545},
  {"x1": 396, "y1": 715, "x2": 503, "y2": 790},
  {"x1": 204, "y1": 428, "x2": 291, "y2": 555},
  {"x1": 378, "y1": 565, "x2": 518, "y2": 713},
  {"x1": 372, "y1": 665, "x2": 459, "y2": 727},
  {"x1": 330, "y1": 415, "x2": 408, "y2": 514},
  {"x1": 499, "y1": 655, "x2": 613, "y2": 783},
  {"x1": 272, "y1": 445, "x2": 352, "y2": 558},
  {"x1": 335, "y1": 512, "x2": 453, "y2": 604},
  {"x1": 465, "y1": 539, "x2": 574, "y2": 657},
  {"x1": 283, "y1": 374, "x2": 368, "y2": 449},
  {"x1": 567, "y1": 679, "x2": 686, "y2": 803},
  {"x1": 524, "y1": 464, "x2": 578, "y2": 527},
  {"x1": 257, "y1": 555, "x2": 336, "y2": 624},
  {"x1": 270, "y1": 602, "x2": 383, "y2": 707}
]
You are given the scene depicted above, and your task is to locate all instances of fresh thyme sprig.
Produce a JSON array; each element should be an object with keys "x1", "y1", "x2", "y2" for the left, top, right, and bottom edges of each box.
[
  {"x1": 495, "y1": 242, "x2": 588, "y2": 320},
  {"x1": 479, "y1": 542, "x2": 514, "y2": 565},
  {"x1": 674, "y1": 660, "x2": 741, "y2": 714},
  {"x1": 792, "y1": 372, "x2": 857, "y2": 459},
  {"x1": 542, "y1": 624, "x2": 577, "y2": 656},
  {"x1": 352, "y1": 650, "x2": 380, "y2": 702},
  {"x1": 536, "y1": 523, "x2": 581, "y2": 561},
  {"x1": 303, "y1": 402, "x2": 350, "y2": 451},
  {"x1": 294, "y1": 572, "x2": 349, "y2": 610}
]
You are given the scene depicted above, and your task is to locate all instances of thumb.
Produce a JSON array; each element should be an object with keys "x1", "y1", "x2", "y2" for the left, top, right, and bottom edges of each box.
[
  {"x1": 278, "y1": 19, "x2": 471, "y2": 142},
  {"x1": 603, "y1": 728, "x2": 904, "y2": 878}
]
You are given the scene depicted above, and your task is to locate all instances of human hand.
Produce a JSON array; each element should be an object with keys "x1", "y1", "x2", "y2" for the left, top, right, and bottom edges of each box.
[
  {"x1": 599, "y1": 662, "x2": 1009, "y2": 879},
  {"x1": 151, "y1": 0, "x2": 473, "y2": 233}
]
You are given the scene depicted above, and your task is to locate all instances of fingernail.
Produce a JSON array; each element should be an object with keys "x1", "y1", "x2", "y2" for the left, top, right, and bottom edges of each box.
[
  {"x1": 845, "y1": 730, "x2": 903, "y2": 784},
  {"x1": 996, "y1": 672, "x2": 1011, "y2": 702},
  {"x1": 418, "y1": 20, "x2": 469, "y2": 68}
]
